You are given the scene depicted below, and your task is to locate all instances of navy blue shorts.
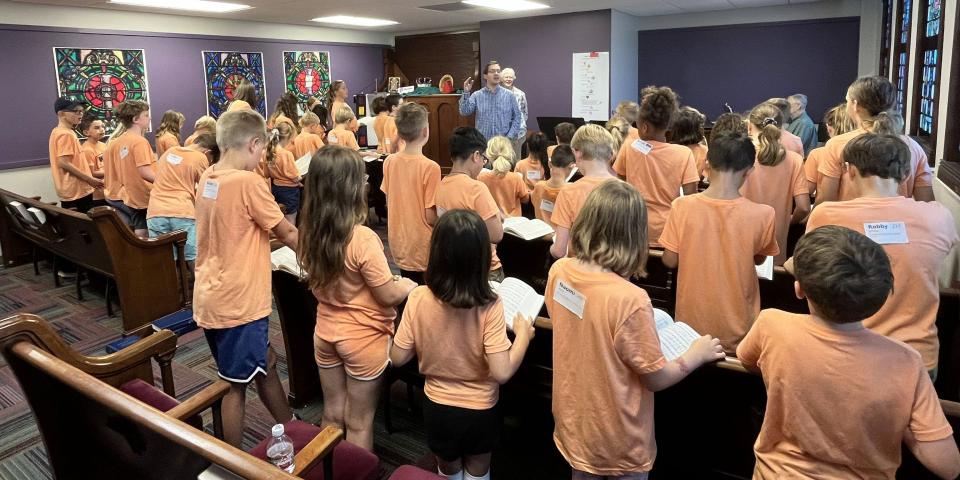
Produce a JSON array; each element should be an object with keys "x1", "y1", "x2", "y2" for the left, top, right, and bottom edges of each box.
[
  {"x1": 271, "y1": 185, "x2": 301, "y2": 215},
  {"x1": 203, "y1": 317, "x2": 269, "y2": 383}
]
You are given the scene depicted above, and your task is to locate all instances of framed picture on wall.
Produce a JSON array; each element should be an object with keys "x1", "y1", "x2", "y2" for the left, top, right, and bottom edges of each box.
[
  {"x1": 53, "y1": 47, "x2": 150, "y2": 137},
  {"x1": 202, "y1": 50, "x2": 267, "y2": 118},
  {"x1": 282, "y1": 51, "x2": 332, "y2": 108}
]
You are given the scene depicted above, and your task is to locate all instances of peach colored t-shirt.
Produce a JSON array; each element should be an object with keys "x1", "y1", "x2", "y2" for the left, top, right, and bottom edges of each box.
[
  {"x1": 155, "y1": 132, "x2": 180, "y2": 157},
  {"x1": 478, "y1": 170, "x2": 529, "y2": 217},
  {"x1": 806, "y1": 196, "x2": 959, "y2": 370},
  {"x1": 147, "y1": 146, "x2": 209, "y2": 220},
  {"x1": 381, "y1": 153, "x2": 441, "y2": 272},
  {"x1": 804, "y1": 146, "x2": 825, "y2": 187},
  {"x1": 227, "y1": 100, "x2": 252, "y2": 112},
  {"x1": 687, "y1": 143, "x2": 708, "y2": 179},
  {"x1": 393, "y1": 286, "x2": 512, "y2": 410},
  {"x1": 780, "y1": 129, "x2": 804, "y2": 157},
  {"x1": 613, "y1": 140, "x2": 699, "y2": 245},
  {"x1": 738, "y1": 309, "x2": 953, "y2": 479},
  {"x1": 373, "y1": 114, "x2": 398, "y2": 154},
  {"x1": 435, "y1": 173, "x2": 502, "y2": 271},
  {"x1": 183, "y1": 131, "x2": 203, "y2": 147},
  {"x1": 81, "y1": 140, "x2": 106, "y2": 201},
  {"x1": 326, "y1": 126, "x2": 359, "y2": 151},
  {"x1": 48, "y1": 126, "x2": 94, "y2": 201},
  {"x1": 547, "y1": 144, "x2": 558, "y2": 159},
  {"x1": 267, "y1": 145, "x2": 300, "y2": 187},
  {"x1": 193, "y1": 167, "x2": 284, "y2": 329},
  {"x1": 313, "y1": 225, "x2": 396, "y2": 339},
  {"x1": 739, "y1": 151, "x2": 807, "y2": 265},
  {"x1": 659, "y1": 194, "x2": 779, "y2": 352},
  {"x1": 291, "y1": 132, "x2": 324, "y2": 160},
  {"x1": 551, "y1": 176, "x2": 616, "y2": 230},
  {"x1": 817, "y1": 129, "x2": 933, "y2": 201},
  {"x1": 531, "y1": 181, "x2": 562, "y2": 227},
  {"x1": 514, "y1": 158, "x2": 545, "y2": 190},
  {"x1": 546, "y1": 258, "x2": 665, "y2": 476},
  {"x1": 112, "y1": 132, "x2": 155, "y2": 209}
]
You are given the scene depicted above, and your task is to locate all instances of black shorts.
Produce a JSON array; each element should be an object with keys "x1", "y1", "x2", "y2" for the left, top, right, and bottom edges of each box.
[
  {"x1": 106, "y1": 199, "x2": 147, "y2": 230},
  {"x1": 61, "y1": 194, "x2": 94, "y2": 214},
  {"x1": 271, "y1": 185, "x2": 301, "y2": 215},
  {"x1": 423, "y1": 396, "x2": 500, "y2": 462}
]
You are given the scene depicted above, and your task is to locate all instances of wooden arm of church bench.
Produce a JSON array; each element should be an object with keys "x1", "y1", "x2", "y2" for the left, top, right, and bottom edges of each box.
[
  {"x1": 167, "y1": 380, "x2": 231, "y2": 422},
  {"x1": 88, "y1": 207, "x2": 187, "y2": 248},
  {"x1": 291, "y1": 425, "x2": 344, "y2": 477},
  {"x1": 941, "y1": 399, "x2": 960, "y2": 418}
]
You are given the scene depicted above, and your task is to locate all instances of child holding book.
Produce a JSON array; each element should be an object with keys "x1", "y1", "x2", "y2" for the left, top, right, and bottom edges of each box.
[
  {"x1": 155, "y1": 110, "x2": 184, "y2": 156},
  {"x1": 292, "y1": 112, "x2": 325, "y2": 160},
  {"x1": 391, "y1": 209, "x2": 535, "y2": 480},
  {"x1": 78, "y1": 114, "x2": 107, "y2": 206},
  {"x1": 327, "y1": 106, "x2": 360, "y2": 151},
  {"x1": 193, "y1": 109, "x2": 300, "y2": 448},
  {"x1": 660, "y1": 133, "x2": 778, "y2": 353},
  {"x1": 531, "y1": 145, "x2": 574, "y2": 227},
  {"x1": 184, "y1": 115, "x2": 216, "y2": 147},
  {"x1": 548, "y1": 180, "x2": 724, "y2": 478},
  {"x1": 738, "y1": 225, "x2": 960, "y2": 479},
  {"x1": 104, "y1": 100, "x2": 156, "y2": 237},
  {"x1": 265, "y1": 121, "x2": 301, "y2": 224},
  {"x1": 548, "y1": 122, "x2": 576, "y2": 159},
  {"x1": 299, "y1": 145, "x2": 417, "y2": 451},
  {"x1": 550, "y1": 124, "x2": 618, "y2": 259},
  {"x1": 381, "y1": 102, "x2": 441, "y2": 284},
  {"x1": 479, "y1": 136, "x2": 529, "y2": 217},
  {"x1": 514, "y1": 131, "x2": 548, "y2": 190}
]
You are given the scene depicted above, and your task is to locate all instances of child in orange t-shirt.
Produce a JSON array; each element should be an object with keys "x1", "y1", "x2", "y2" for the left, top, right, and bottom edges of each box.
[
  {"x1": 391, "y1": 209, "x2": 535, "y2": 480},
  {"x1": 514, "y1": 131, "x2": 548, "y2": 190},
  {"x1": 104, "y1": 100, "x2": 157, "y2": 237},
  {"x1": 78, "y1": 114, "x2": 107, "y2": 205},
  {"x1": 299, "y1": 145, "x2": 417, "y2": 450},
  {"x1": 550, "y1": 124, "x2": 619, "y2": 259},
  {"x1": 738, "y1": 225, "x2": 960, "y2": 479},
  {"x1": 532, "y1": 145, "x2": 574, "y2": 227},
  {"x1": 612, "y1": 86, "x2": 699, "y2": 246},
  {"x1": 548, "y1": 121, "x2": 576, "y2": 160},
  {"x1": 670, "y1": 106, "x2": 709, "y2": 180},
  {"x1": 49, "y1": 97, "x2": 100, "y2": 212},
  {"x1": 184, "y1": 115, "x2": 216, "y2": 147},
  {"x1": 193, "y1": 109, "x2": 299, "y2": 447},
  {"x1": 741, "y1": 103, "x2": 810, "y2": 265},
  {"x1": 805, "y1": 134, "x2": 959, "y2": 375},
  {"x1": 154, "y1": 110, "x2": 184, "y2": 156},
  {"x1": 614, "y1": 100, "x2": 641, "y2": 144},
  {"x1": 548, "y1": 180, "x2": 724, "y2": 478},
  {"x1": 265, "y1": 121, "x2": 301, "y2": 224},
  {"x1": 373, "y1": 94, "x2": 403, "y2": 154},
  {"x1": 291, "y1": 112, "x2": 325, "y2": 160},
  {"x1": 660, "y1": 133, "x2": 779, "y2": 353},
  {"x1": 327, "y1": 106, "x2": 360, "y2": 151},
  {"x1": 381, "y1": 102, "x2": 441, "y2": 283},
  {"x1": 478, "y1": 136, "x2": 529, "y2": 217}
]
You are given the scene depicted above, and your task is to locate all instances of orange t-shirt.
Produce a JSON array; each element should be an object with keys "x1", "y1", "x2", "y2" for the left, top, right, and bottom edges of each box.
[
  {"x1": 313, "y1": 225, "x2": 397, "y2": 339},
  {"x1": 381, "y1": 153, "x2": 441, "y2": 272},
  {"x1": 48, "y1": 126, "x2": 94, "y2": 201},
  {"x1": 659, "y1": 194, "x2": 779, "y2": 352},
  {"x1": 739, "y1": 151, "x2": 807, "y2": 265},
  {"x1": 613, "y1": 140, "x2": 699, "y2": 245},
  {"x1": 780, "y1": 129, "x2": 804, "y2": 157},
  {"x1": 110, "y1": 131, "x2": 155, "y2": 209},
  {"x1": 267, "y1": 145, "x2": 300, "y2": 187},
  {"x1": 478, "y1": 171, "x2": 529, "y2": 217},
  {"x1": 183, "y1": 131, "x2": 201, "y2": 147},
  {"x1": 806, "y1": 196, "x2": 959, "y2": 370},
  {"x1": 292, "y1": 132, "x2": 324, "y2": 160},
  {"x1": 738, "y1": 309, "x2": 953, "y2": 478},
  {"x1": 546, "y1": 258, "x2": 665, "y2": 476},
  {"x1": 81, "y1": 141, "x2": 106, "y2": 201},
  {"x1": 687, "y1": 143, "x2": 708, "y2": 179},
  {"x1": 393, "y1": 286, "x2": 512, "y2": 410},
  {"x1": 817, "y1": 129, "x2": 933, "y2": 201},
  {"x1": 531, "y1": 181, "x2": 563, "y2": 227},
  {"x1": 804, "y1": 146, "x2": 825, "y2": 188},
  {"x1": 547, "y1": 144, "x2": 558, "y2": 159},
  {"x1": 435, "y1": 173, "x2": 502, "y2": 271},
  {"x1": 193, "y1": 167, "x2": 284, "y2": 329},
  {"x1": 147, "y1": 146, "x2": 209, "y2": 220},
  {"x1": 514, "y1": 158, "x2": 545, "y2": 190},
  {"x1": 551, "y1": 176, "x2": 617, "y2": 230},
  {"x1": 326, "y1": 126, "x2": 359, "y2": 151},
  {"x1": 373, "y1": 114, "x2": 399, "y2": 154},
  {"x1": 155, "y1": 132, "x2": 180, "y2": 157}
]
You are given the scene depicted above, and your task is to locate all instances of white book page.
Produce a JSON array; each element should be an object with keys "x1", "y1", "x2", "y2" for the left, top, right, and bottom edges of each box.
[
  {"x1": 270, "y1": 246, "x2": 303, "y2": 277},
  {"x1": 653, "y1": 308, "x2": 673, "y2": 331},
  {"x1": 495, "y1": 277, "x2": 543, "y2": 331},
  {"x1": 504, "y1": 218, "x2": 554, "y2": 240},
  {"x1": 756, "y1": 256, "x2": 774, "y2": 281},
  {"x1": 295, "y1": 153, "x2": 312, "y2": 176},
  {"x1": 657, "y1": 321, "x2": 701, "y2": 361},
  {"x1": 502, "y1": 216, "x2": 528, "y2": 230}
]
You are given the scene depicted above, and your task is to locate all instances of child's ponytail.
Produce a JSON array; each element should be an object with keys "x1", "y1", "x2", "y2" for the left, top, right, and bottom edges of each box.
[
  {"x1": 868, "y1": 110, "x2": 904, "y2": 136},
  {"x1": 485, "y1": 136, "x2": 515, "y2": 177},
  {"x1": 749, "y1": 103, "x2": 786, "y2": 167},
  {"x1": 266, "y1": 128, "x2": 280, "y2": 165}
]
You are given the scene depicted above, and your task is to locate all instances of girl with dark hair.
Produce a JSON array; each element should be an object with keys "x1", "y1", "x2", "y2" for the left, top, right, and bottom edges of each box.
[
  {"x1": 514, "y1": 131, "x2": 549, "y2": 190},
  {"x1": 268, "y1": 92, "x2": 300, "y2": 133},
  {"x1": 670, "y1": 106, "x2": 708, "y2": 178},
  {"x1": 155, "y1": 110, "x2": 184, "y2": 156},
  {"x1": 373, "y1": 94, "x2": 403, "y2": 154}
]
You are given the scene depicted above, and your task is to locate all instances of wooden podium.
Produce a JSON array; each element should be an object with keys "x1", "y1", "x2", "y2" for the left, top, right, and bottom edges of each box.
[{"x1": 406, "y1": 94, "x2": 474, "y2": 172}]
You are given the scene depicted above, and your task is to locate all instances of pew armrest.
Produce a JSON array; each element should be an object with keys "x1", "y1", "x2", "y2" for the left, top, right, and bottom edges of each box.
[
  {"x1": 88, "y1": 206, "x2": 187, "y2": 248},
  {"x1": 167, "y1": 380, "x2": 231, "y2": 422},
  {"x1": 291, "y1": 426, "x2": 344, "y2": 477},
  {"x1": 941, "y1": 399, "x2": 960, "y2": 418}
]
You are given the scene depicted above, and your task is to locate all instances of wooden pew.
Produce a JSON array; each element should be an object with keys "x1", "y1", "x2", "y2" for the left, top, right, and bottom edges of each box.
[
  {"x1": 0, "y1": 189, "x2": 190, "y2": 335},
  {"x1": 272, "y1": 270, "x2": 323, "y2": 408}
]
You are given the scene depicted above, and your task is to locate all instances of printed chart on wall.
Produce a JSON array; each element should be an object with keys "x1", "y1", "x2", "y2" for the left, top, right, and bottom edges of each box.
[
  {"x1": 283, "y1": 51, "x2": 331, "y2": 107},
  {"x1": 571, "y1": 52, "x2": 609, "y2": 121},
  {"x1": 202, "y1": 51, "x2": 266, "y2": 118},
  {"x1": 53, "y1": 48, "x2": 149, "y2": 136}
]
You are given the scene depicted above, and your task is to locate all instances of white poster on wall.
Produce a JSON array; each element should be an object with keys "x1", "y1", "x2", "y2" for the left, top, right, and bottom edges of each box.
[{"x1": 571, "y1": 51, "x2": 610, "y2": 121}]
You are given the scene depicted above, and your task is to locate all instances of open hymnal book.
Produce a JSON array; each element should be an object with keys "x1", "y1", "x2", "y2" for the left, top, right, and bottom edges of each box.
[
  {"x1": 502, "y1": 216, "x2": 554, "y2": 240},
  {"x1": 270, "y1": 246, "x2": 304, "y2": 277},
  {"x1": 295, "y1": 153, "x2": 312, "y2": 176},
  {"x1": 489, "y1": 277, "x2": 544, "y2": 332},
  {"x1": 755, "y1": 256, "x2": 774, "y2": 281},
  {"x1": 654, "y1": 308, "x2": 702, "y2": 361}
]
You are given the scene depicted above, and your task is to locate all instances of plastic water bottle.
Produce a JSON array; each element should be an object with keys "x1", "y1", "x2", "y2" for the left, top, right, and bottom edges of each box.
[{"x1": 266, "y1": 424, "x2": 295, "y2": 473}]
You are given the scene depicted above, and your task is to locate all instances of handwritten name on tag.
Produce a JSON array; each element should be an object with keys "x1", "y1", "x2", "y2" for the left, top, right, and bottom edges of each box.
[
  {"x1": 554, "y1": 280, "x2": 585, "y2": 319},
  {"x1": 201, "y1": 179, "x2": 220, "y2": 200},
  {"x1": 631, "y1": 139, "x2": 653, "y2": 155},
  {"x1": 864, "y1": 222, "x2": 909, "y2": 245},
  {"x1": 166, "y1": 153, "x2": 183, "y2": 165},
  {"x1": 540, "y1": 199, "x2": 555, "y2": 212}
]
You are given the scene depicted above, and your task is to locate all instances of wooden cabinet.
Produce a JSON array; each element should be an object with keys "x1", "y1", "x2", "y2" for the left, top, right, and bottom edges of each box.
[{"x1": 407, "y1": 94, "x2": 474, "y2": 172}]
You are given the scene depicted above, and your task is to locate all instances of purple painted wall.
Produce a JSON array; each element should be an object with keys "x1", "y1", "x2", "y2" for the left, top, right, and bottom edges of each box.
[
  {"x1": 479, "y1": 10, "x2": 611, "y2": 132},
  {"x1": 637, "y1": 18, "x2": 860, "y2": 122},
  {"x1": 0, "y1": 25, "x2": 386, "y2": 170}
]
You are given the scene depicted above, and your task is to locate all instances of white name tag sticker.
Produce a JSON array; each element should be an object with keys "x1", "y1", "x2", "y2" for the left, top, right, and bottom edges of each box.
[
  {"x1": 526, "y1": 170, "x2": 541, "y2": 180},
  {"x1": 166, "y1": 153, "x2": 183, "y2": 165},
  {"x1": 864, "y1": 222, "x2": 909, "y2": 245},
  {"x1": 436, "y1": 205, "x2": 447, "y2": 217},
  {"x1": 631, "y1": 139, "x2": 653, "y2": 155},
  {"x1": 328, "y1": 133, "x2": 338, "y2": 144},
  {"x1": 119, "y1": 146, "x2": 129, "y2": 159},
  {"x1": 201, "y1": 179, "x2": 220, "y2": 200},
  {"x1": 554, "y1": 280, "x2": 585, "y2": 319},
  {"x1": 540, "y1": 199, "x2": 555, "y2": 212}
]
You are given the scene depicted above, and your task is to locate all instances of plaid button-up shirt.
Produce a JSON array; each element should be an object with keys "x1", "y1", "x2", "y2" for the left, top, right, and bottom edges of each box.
[{"x1": 459, "y1": 85, "x2": 523, "y2": 141}]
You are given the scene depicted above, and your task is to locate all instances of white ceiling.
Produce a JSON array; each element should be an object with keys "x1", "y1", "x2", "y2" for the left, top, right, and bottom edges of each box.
[{"x1": 10, "y1": 0, "x2": 827, "y2": 33}]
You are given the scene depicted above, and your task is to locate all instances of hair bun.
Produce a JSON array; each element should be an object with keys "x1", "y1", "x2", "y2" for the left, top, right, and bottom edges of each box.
[{"x1": 762, "y1": 117, "x2": 778, "y2": 127}]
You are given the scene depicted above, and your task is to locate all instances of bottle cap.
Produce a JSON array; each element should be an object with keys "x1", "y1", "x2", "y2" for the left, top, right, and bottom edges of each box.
[{"x1": 272, "y1": 424, "x2": 285, "y2": 437}]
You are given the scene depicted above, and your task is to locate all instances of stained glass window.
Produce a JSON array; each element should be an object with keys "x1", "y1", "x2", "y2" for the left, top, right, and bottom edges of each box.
[
  {"x1": 925, "y1": 0, "x2": 942, "y2": 37},
  {"x1": 898, "y1": 52, "x2": 908, "y2": 114},
  {"x1": 880, "y1": 0, "x2": 893, "y2": 76},
  {"x1": 900, "y1": 0, "x2": 912, "y2": 44},
  {"x1": 918, "y1": 49, "x2": 938, "y2": 134},
  {"x1": 910, "y1": 0, "x2": 945, "y2": 159}
]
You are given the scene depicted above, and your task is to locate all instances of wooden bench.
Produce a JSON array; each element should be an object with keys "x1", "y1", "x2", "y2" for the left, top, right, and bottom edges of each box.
[{"x1": 0, "y1": 189, "x2": 190, "y2": 335}]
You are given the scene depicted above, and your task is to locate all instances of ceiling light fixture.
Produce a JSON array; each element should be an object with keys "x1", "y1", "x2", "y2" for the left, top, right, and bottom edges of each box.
[
  {"x1": 462, "y1": 0, "x2": 549, "y2": 12},
  {"x1": 108, "y1": 0, "x2": 251, "y2": 13},
  {"x1": 310, "y1": 15, "x2": 399, "y2": 27}
]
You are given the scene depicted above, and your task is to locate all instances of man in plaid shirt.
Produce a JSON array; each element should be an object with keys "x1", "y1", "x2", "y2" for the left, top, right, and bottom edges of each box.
[{"x1": 459, "y1": 61, "x2": 523, "y2": 144}]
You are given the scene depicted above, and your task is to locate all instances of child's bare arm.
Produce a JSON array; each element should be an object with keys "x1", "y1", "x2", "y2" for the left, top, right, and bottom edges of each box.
[
  {"x1": 905, "y1": 431, "x2": 960, "y2": 480},
  {"x1": 486, "y1": 314, "x2": 535, "y2": 384},
  {"x1": 271, "y1": 219, "x2": 298, "y2": 250},
  {"x1": 661, "y1": 249, "x2": 679, "y2": 269},
  {"x1": 371, "y1": 276, "x2": 417, "y2": 307},
  {"x1": 550, "y1": 227, "x2": 570, "y2": 259},
  {"x1": 640, "y1": 335, "x2": 724, "y2": 392},
  {"x1": 390, "y1": 345, "x2": 415, "y2": 367},
  {"x1": 425, "y1": 207, "x2": 438, "y2": 227}
]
